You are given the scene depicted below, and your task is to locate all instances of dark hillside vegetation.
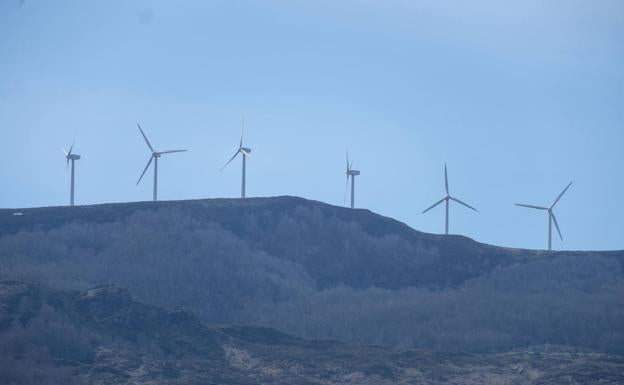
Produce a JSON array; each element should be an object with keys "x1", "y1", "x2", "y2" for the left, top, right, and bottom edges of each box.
[
  {"x1": 1, "y1": 197, "x2": 623, "y2": 353},
  {"x1": 0, "y1": 196, "x2": 533, "y2": 290},
  {"x1": 1, "y1": 280, "x2": 623, "y2": 385}
]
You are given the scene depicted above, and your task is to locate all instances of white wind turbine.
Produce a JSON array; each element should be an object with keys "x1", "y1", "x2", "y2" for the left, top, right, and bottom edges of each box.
[
  {"x1": 222, "y1": 117, "x2": 252, "y2": 199},
  {"x1": 515, "y1": 181, "x2": 572, "y2": 251},
  {"x1": 62, "y1": 141, "x2": 81, "y2": 206},
  {"x1": 422, "y1": 164, "x2": 478, "y2": 235},
  {"x1": 344, "y1": 151, "x2": 360, "y2": 209},
  {"x1": 136, "y1": 123, "x2": 187, "y2": 201}
]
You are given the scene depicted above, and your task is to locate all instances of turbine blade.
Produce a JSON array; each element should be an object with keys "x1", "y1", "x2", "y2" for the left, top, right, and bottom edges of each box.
[
  {"x1": 68, "y1": 140, "x2": 74, "y2": 156},
  {"x1": 346, "y1": 151, "x2": 350, "y2": 173},
  {"x1": 136, "y1": 155, "x2": 154, "y2": 185},
  {"x1": 552, "y1": 181, "x2": 573, "y2": 208},
  {"x1": 137, "y1": 123, "x2": 155, "y2": 152},
  {"x1": 62, "y1": 148, "x2": 68, "y2": 156},
  {"x1": 551, "y1": 212, "x2": 563, "y2": 241},
  {"x1": 450, "y1": 196, "x2": 478, "y2": 212},
  {"x1": 515, "y1": 203, "x2": 548, "y2": 210},
  {"x1": 343, "y1": 175, "x2": 349, "y2": 205},
  {"x1": 444, "y1": 164, "x2": 449, "y2": 195},
  {"x1": 159, "y1": 149, "x2": 188, "y2": 155},
  {"x1": 221, "y1": 149, "x2": 240, "y2": 170},
  {"x1": 422, "y1": 197, "x2": 446, "y2": 214},
  {"x1": 239, "y1": 115, "x2": 244, "y2": 148}
]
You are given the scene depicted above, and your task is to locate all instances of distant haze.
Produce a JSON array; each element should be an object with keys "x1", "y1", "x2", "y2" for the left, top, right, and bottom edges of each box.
[{"x1": 0, "y1": 0, "x2": 622, "y2": 250}]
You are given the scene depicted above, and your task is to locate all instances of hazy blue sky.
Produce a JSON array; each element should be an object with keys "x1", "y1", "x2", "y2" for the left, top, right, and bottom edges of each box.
[{"x1": 1, "y1": 1, "x2": 622, "y2": 250}]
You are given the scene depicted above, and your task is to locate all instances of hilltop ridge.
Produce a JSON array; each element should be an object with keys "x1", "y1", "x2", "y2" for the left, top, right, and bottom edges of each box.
[
  {"x1": 2, "y1": 195, "x2": 616, "y2": 254},
  {"x1": 1, "y1": 195, "x2": 534, "y2": 290},
  {"x1": 0, "y1": 195, "x2": 623, "y2": 353}
]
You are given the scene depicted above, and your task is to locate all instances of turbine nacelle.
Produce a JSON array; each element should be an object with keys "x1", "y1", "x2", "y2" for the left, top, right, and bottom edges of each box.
[
  {"x1": 62, "y1": 141, "x2": 80, "y2": 207},
  {"x1": 135, "y1": 123, "x2": 187, "y2": 199},
  {"x1": 345, "y1": 152, "x2": 359, "y2": 175},
  {"x1": 515, "y1": 181, "x2": 573, "y2": 250},
  {"x1": 63, "y1": 142, "x2": 81, "y2": 162},
  {"x1": 222, "y1": 117, "x2": 252, "y2": 199},
  {"x1": 343, "y1": 151, "x2": 360, "y2": 208},
  {"x1": 422, "y1": 164, "x2": 478, "y2": 235},
  {"x1": 222, "y1": 146, "x2": 252, "y2": 169}
]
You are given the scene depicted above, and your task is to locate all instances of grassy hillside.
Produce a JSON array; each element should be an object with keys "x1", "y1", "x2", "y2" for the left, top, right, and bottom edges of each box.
[{"x1": 1, "y1": 196, "x2": 623, "y2": 353}]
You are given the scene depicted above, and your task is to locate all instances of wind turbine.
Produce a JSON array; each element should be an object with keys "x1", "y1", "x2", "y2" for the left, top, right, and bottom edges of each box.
[
  {"x1": 62, "y1": 141, "x2": 80, "y2": 206},
  {"x1": 222, "y1": 117, "x2": 252, "y2": 198},
  {"x1": 515, "y1": 181, "x2": 572, "y2": 251},
  {"x1": 136, "y1": 123, "x2": 187, "y2": 201},
  {"x1": 422, "y1": 164, "x2": 478, "y2": 235},
  {"x1": 344, "y1": 151, "x2": 360, "y2": 209}
]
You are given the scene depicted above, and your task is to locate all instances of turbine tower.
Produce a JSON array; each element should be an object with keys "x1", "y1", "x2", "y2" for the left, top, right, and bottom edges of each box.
[
  {"x1": 515, "y1": 181, "x2": 572, "y2": 251},
  {"x1": 136, "y1": 123, "x2": 187, "y2": 201},
  {"x1": 62, "y1": 142, "x2": 81, "y2": 206},
  {"x1": 222, "y1": 117, "x2": 252, "y2": 198},
  {"x1": 344, "y1": 151, "x2": 360, "y2": 209},
  {"x1": 422, "y1": 164, "x2": 478, "y2": 235}
]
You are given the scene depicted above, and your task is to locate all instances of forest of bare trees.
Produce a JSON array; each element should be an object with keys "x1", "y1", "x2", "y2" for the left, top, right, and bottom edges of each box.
[{"x1": 1, "y1": 201, "x2": 623, "y2": 353}]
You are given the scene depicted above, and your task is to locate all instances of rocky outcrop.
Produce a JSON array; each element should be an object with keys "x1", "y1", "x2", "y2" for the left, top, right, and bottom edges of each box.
[{"x1": 1, "y1": 280, "x2": 623, "y2": 385}]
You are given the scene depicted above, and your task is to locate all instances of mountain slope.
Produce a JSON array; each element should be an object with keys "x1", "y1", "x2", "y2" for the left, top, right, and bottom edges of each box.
[
  {"x1": 2, "y1": 280, "x2": 623, "y2": 385},
  {"x1": 1, "y1": 196, "x2": 623, "y2": 353},
  {"x1": 1, "y1": 196, "x2": 611, "y2": 289}
]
